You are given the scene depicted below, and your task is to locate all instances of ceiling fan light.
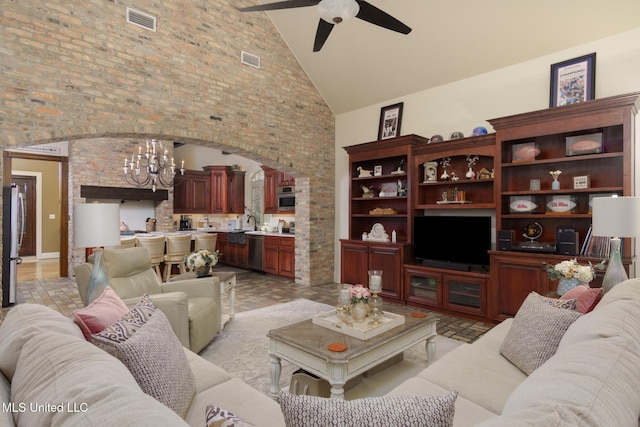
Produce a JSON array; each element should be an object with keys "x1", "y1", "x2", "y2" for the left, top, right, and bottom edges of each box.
[{"x1": 318, "y1": 0, "x2": 359, "y2": 24}]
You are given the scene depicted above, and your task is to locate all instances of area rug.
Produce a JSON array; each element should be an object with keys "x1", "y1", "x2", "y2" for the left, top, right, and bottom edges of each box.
[{"x1": 198, "y1": 299, "x2": 464, "y2": 399}]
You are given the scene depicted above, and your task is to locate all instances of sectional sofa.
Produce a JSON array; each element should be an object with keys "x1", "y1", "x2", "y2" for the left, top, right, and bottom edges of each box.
[{"x1": 1, "y1": 278, "x2": 639, "y2": 426}]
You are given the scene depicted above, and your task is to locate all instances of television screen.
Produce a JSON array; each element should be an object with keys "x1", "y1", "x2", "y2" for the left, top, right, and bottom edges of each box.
[{"x1": 413, "y1": 216, "x2": 491, "y2": 268}]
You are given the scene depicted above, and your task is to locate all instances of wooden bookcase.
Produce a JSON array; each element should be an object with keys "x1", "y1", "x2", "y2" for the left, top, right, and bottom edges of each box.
[{"x1": 487, "y1": 92, "x2": 640, "y2": 321}]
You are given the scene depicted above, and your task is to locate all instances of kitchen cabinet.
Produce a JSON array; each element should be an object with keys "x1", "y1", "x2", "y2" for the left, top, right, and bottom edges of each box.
[
  {"x1": 203, "y1": 166, "x2": 245, "y2": 214},
  {"x1": 216, "y1": 232, "x2": 248, "y2": 269},
  {"x1": 173, "y1": 170, "x2": 210, "y2": 214},
  {"x1": 262, "y1": 166, "x2": 295, "y2": 214},
  {"x1": 264, "y1": 236, "x2": 295, "y2": 278},
  {"x1": 340, "y1": 240, "x2": 409, "y2": 303}
]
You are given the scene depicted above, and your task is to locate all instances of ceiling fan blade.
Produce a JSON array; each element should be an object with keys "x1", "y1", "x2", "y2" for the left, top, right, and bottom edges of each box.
[
  {"x1": 355, "y1": 0, "x2": 412, "y2": 34},
  {"x1": 238, "y1": 0, "x2": 319, "y2": 12},
  {"x1": 313, "y1": 19, "x2": 334, "y2": 52}
]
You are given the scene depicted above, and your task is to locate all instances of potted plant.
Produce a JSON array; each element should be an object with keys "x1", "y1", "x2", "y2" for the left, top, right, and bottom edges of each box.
[
  {"x1": 350, "y1": 284, "x2": 371, "y2": 322},
  {"x1": 184, "y1": 249, "x2": 219, "y2": 278},
  {"x1": 543, "y1": 258, "x2": 606, "y2": 295}
]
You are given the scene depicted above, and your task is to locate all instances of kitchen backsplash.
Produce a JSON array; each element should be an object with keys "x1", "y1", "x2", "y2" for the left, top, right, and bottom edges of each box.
[{"x1": 171, "y1": 213, "x2": 295, "y2": 231}]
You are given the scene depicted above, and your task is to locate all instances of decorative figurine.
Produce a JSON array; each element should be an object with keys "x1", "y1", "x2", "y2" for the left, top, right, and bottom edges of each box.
[
  {"x1": 357, "y1": 166, "x2": 372, "y2": 177},
  {"x1": 397, "y1": 179, "x2": 407, "y2": 196},
  {"x1": 367, "y1": 223, "x2": 390, "y2": 242},
  {"x1": 466, "y1": 155, "x2": 479, "y2": 180},
  {"x1": 360, "y1": 185, "x2": 376, "y2": 198},
  {"x1": 440, "y1": 157, "x2": 451, "y2": 181},
  {"x1": 478, "y1": 167, "x2": 492, "y2": 180},
  {"x1": 451, "y1": 172, "x2": 459, "y2": 182},
  {"x1": 550, "y1": 170, "x2": 562, "y2": 190},
  {"x1": 391, "y1": 159, "x2": 405, "y2": 174},
  {"x1": 422, "y1": 161, "x2": 438, "y2": 182}
]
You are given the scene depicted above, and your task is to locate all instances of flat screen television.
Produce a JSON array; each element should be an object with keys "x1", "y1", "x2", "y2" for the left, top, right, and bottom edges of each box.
[{"x1": 413, "y1": 215, "x2": 492, "y2": 270}]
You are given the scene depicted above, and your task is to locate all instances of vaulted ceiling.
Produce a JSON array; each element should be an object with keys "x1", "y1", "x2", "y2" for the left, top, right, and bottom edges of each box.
[{"x1": 243, "y1": 0, "x2": 640, "y2": 114}]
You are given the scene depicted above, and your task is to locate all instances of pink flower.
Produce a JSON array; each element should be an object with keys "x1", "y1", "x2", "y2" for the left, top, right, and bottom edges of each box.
[{"x1": 350, "y1": 284, "x2": 371, "y2": 303}]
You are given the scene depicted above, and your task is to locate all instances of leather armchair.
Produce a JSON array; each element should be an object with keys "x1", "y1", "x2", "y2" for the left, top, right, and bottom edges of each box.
[{"x1": 74, "y1": 247, "x2": 221, "y2": 353}]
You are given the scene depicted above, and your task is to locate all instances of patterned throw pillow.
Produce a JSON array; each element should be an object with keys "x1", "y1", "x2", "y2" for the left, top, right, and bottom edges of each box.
[
  {"x1": 72, "y1": 287, "x2": 129, "y2": 340},
  {"x1": 500, "y1": 292, "x2": 582, "y2": 375},
  {"x1": 92, "y1": 295, "x2": 195, "y2": 418},
  {"x1": 92, "y1": 294, "x2": 156, "y2": 356},
  {"x1": 205, "y1": 405, "x2": 256, "y2": 427},
  {"x1": 279, "y1": 391, "x2": 457, "y2": 427}
]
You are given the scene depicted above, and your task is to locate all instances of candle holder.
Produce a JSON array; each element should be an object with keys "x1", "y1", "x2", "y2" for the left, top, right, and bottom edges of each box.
[
  {"x1": 336, "y1": 284, "x2": 352, "y2": 325},
  {"x1": 368, "y1": 270, "x2": 384, "y2": 326}
]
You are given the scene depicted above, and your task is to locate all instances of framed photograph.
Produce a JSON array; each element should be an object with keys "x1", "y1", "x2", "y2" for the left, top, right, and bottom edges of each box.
[
  {"x1": 549, "y1": 53, "x2": 596, "y2": 107},
  {"x1": 373, "y1": 165, "x2": 383, "y2": 176},
  {"x1": 378, "y1": 102, "x2": 404, "y2": 140}
]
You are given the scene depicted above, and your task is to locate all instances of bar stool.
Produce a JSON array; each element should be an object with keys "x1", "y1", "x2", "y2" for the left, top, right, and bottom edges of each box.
[
  {"x1": 135, "y1": 235, "x2": 166, "y2": 279},
  {"x1": 194, "y1": 233, "x2": 217, "y2": 252},
  {"x1": 164, "y1": 233, "x2": 192, "y2": 281},
  {"x1": 106, "y1": 236, "x2": 136, "y2": 250}
]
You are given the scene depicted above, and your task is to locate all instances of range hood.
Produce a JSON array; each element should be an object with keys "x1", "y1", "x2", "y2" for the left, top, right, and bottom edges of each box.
[{"x1": 80, "y1": 185, "x2": 168, "y2": 201}]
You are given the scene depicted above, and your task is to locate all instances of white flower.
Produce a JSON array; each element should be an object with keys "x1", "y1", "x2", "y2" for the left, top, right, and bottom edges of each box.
[{"x1": 184, "y1": 250, "x2": 219, "y2": 270}]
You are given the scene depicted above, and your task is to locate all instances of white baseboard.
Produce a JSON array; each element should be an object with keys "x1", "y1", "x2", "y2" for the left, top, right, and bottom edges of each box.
[{"x1": 39, "y1": 252, "x2": 60, "y2": 260}]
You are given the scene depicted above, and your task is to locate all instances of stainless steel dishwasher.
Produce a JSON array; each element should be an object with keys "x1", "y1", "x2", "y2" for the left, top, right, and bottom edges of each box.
[{"x1": 248, "y1": 234, "x2": 264, "y2": 272}]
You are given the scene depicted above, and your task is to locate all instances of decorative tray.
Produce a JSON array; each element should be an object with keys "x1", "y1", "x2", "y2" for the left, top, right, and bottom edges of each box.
[{"x1": 312, "y1": 310, "x2": 405, "y2": 340}]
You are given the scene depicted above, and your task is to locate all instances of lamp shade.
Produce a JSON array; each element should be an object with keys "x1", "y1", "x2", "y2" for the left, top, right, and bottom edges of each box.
[
  {"x1": 592, "y1": 196, "x2": 640, "y2": 237},
  {"x1": 73, "y1": 203, "x2": 121, "y2": 248},
  {"x1": 318, "y1": 0, "x2": 360, "y2": 24}
]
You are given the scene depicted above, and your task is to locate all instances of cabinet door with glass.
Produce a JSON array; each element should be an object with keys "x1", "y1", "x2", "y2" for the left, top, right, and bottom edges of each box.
[{"x1": 404, "y1": 266, "x2": 442, "y2": 308}]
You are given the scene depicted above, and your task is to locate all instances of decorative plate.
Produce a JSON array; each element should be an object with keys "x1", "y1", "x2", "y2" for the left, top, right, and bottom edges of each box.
[
  {"x1": 509, "y1": 199, "x2": 537, "y2": 213},
  {"x1": 546, "y1": 198, "x2": 577, "y2": 212}
]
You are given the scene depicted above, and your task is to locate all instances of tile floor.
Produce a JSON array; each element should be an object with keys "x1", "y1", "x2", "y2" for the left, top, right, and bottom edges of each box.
[{"x1": 1, "y1": 260, "x2": 494, "y2": 342}]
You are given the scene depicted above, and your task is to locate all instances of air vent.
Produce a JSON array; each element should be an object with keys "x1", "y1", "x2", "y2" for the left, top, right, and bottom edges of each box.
[
  {"x1": 241, "y1": 51, "x2": 261, "y2": 69},
  {"x1": 126, "y1": 7, "x2": 156, "y2": 32}
]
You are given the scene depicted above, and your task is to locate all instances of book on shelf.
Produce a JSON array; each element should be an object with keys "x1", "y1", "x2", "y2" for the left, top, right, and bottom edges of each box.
[{"x1": 580, "y1": 225, "x2": 618, "y2": 258}]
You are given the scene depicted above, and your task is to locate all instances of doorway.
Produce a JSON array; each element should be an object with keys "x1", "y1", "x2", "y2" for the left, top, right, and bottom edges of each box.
[{"x1": 11, "y1": 175, "x2": 36, "y2": 257}]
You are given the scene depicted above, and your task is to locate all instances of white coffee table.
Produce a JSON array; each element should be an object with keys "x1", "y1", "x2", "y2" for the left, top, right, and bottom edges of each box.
[{"x1": 268, "y1": 312, "x2": 438, "y2": 399}]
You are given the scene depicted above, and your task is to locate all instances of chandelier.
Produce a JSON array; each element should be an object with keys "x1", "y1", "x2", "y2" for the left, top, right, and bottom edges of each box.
[{"x1": 123, "y1": 139, "x2": 185, "y2": 192}]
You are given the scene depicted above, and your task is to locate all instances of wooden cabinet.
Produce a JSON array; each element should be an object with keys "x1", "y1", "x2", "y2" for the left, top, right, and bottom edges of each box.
[
  {"x1": 262, "y1": 166, "x2": 295, "y2": 214},
  {"x1": 413, "y1": 134, "x2": 495, "y2": 210},
  {"x1": 264, "y1": 236, "x2": 295, "y2": 278},
  {"x1": 216, "y1": 232, "x2": 248, "y2": 268},
  {"x1": 340, "y1": 240, "x2": 409, "y2": 303},
  {"x1": 173, "y1": 170, "x2": 210, "y2": 213},
  {"x1": 404, "y1": 264, "x2": 487, "y2": 319},
  {"x1": 203, "y1": 166, "x2": 245, "y2": 214}
]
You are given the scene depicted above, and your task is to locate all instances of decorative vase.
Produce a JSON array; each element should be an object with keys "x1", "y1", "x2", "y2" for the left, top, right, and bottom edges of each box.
[
  {"x1": 195, "y1": 264, "x2": 211, "y2": 278},
  {"x1": 557, "y1": 277, "x2": 583, "y2": 296},
  {"x1": 352, "y1": 301, "x2": 368, "y2": 323}
]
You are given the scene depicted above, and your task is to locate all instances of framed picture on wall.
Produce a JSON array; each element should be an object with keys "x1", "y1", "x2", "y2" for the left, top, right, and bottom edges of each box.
[
  {"x1": 549, "y1": 53, "x2": 596, "y2": 107},
  {"x1": 378, "y1": 102, "x2": 404, "y2": 140}
]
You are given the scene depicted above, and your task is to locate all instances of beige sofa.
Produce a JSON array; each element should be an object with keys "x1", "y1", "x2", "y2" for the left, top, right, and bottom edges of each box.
[
  {"x1": 0, "y1": 303, "x2": 286, "y2": 427},
  {"x1": 386, "y1": 277, "x2": 640, "y2": 426},
  {"x1": 74, "y1": 247, "x2": 221, "y2": 353}
]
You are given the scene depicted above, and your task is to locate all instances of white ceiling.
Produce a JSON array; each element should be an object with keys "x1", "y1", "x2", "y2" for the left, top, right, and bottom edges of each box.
[{"x1": 247, "y1": 0, "x2": 640, "y2": 114}]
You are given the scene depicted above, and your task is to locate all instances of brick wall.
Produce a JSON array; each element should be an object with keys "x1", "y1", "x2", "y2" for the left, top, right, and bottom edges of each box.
[{"x1": 0, "y1": 1, "x2": 335, "y2": 286}]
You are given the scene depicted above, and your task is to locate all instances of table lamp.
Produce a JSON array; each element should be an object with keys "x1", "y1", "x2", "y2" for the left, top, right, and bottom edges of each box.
[
  {"x1": 592, "y1": 196, "x2": 640, "y2": 294},
  {"x1": 73, "y1": 203, "x2": 121, "y2": 305}
]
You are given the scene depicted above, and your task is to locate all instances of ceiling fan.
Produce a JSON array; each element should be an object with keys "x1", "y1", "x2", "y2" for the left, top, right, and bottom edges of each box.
[{"x1": 238, "y1": 0, "x2": 412, "y2": 52}]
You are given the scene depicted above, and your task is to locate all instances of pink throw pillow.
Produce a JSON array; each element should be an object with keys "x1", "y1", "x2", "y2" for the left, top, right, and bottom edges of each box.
[
  {"x1": 562, "y1": 285, "x2": 603, "y2": 314},
  {"x1": 73, "y1": 287, "x2": 129, "y2": 340}
]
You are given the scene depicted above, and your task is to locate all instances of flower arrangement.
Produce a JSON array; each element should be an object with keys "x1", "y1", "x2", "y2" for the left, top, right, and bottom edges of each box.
[
  {"x1": 350, "y1": 284, "x2": 371, "y2": 304},
  {"x1": 543, "y1": 258, "x2": 605, "y2": 283},
  {"x1": 184, "y1": 249, "x2": 219, "y2": 270}
]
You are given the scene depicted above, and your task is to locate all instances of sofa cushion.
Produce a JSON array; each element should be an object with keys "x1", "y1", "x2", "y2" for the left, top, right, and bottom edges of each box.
[
  {"x1": 561, "y1": 285, "x2": 602, "y2": 314},
  {"x1": 72, "y1": 286, "x2": 129, "y2": 340},
  {"x1": 419, "y1": 342, "x2": 525, "y2": 414},
  {"x1": 0, "y1": 372, "x2": 14, "y2": 427},
  {"x1": 500, "y1": 292, "x2": 581, "y2": 375},
  {"x1": 93, "y1": 300, "x2": 195, "y2": 418},
  {"x1": 11, "y1": 329, "x2": 187, "y2": 426},
  {"x1": 278, "y1": 391, "x2": 457, "y2": 427},
  {"x1": 92, "y1": 294, "x2": 156, "y2": 356},
  {"x1": 205, "y1": 405, "x2": 256, "y2": 427},
  {"x1": 0, "y1": 303, "x2": 84, "y2": 381}
]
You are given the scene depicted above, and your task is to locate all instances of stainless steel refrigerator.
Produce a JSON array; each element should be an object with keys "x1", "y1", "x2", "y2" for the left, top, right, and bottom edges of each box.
[{"x1": 2, "y1": 184, "x2": 25, "y2": 307}]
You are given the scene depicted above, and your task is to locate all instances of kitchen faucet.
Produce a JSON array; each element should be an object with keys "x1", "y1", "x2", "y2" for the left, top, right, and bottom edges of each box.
[{"x1": 247, "y1": 214, "x2": 257, "y2": 231}]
